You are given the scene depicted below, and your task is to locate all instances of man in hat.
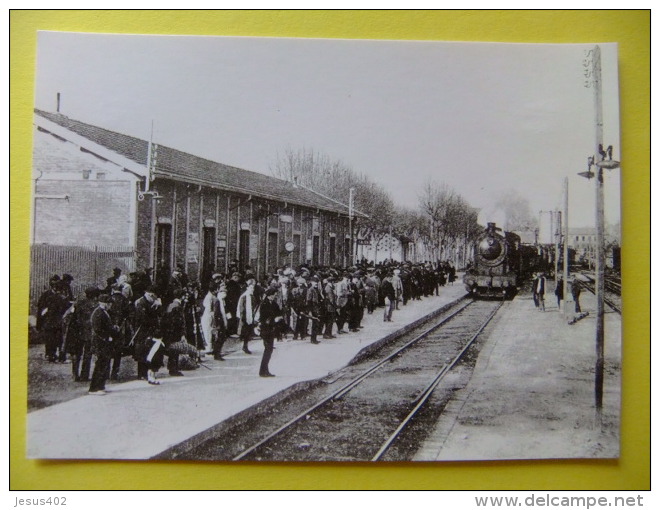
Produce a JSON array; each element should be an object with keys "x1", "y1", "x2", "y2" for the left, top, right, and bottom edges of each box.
[
  {"x1": 162, "y1": 288, "x2": 186, "y2": 377},
  {"x1": 133, "y1": 286, "x2": 164, "y2": 384},
  {"x1": 36, "y1": 275, "x2": 60, "y2": 358},
  {"x1": 212, "y1": 283, "x2": 229, "y2": 360},
  {"x1": 290, "y1": 277, "x2": 308, "y2": 341},
  {"x1": 38, "y1": 279, "x2": 71, "y2": 362},
  {"x1": 61, "y1": 273, "x2": 75, "y2": 302},
  {"x1": 381, "y1": 272, "x2": 396, "y2": 322},
  {"x1": 108, "y1": 283, "x2": 130, "y2": 380},
  {"x1": 257, "y1": 287, "x2": 283, "y2": 377},
  {"x1": 306, "y1": 276, "x2": 323, "y2": 344},
  {"x1": 335, "y1": 273, "x2": 351, "y2": 334},
  {"x1": 225, "y1": 272, "x2": 242, "y2": 336},
  {"x1": 104, "y1": 267, "x2": 122, "y2": 294},
  {"x1": 88, "y1": 294, "x2": 121, "y2": 395},
  {"x1": 571, "y1": 277, "x2": 582, "y2": 313},
  {"x1": 323, "y1": 276, "x2": 337, "y2": 339},
  {"x1": 533, "y1": 272, "x2": 547, "y2": 312},
  {"x1": 391, "y1": 269, "x2": 403, "y2": 309},
  {"x1": 237, "y1": 281, "x2": 257, "y2": 354},
  {"x1": 66, "y1": 286, "x2": 98, "y2": 382}
]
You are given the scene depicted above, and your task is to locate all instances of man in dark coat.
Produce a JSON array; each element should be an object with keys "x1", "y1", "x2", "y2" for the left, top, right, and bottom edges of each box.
[
  {"x1": 67, "y1": 287, "x2": 98, "y2": 382},
  {"x1": 533, "y1": 272, "x2": 547, "y2": 312},
  {"x1": 108, "y1": 284, "x2": 131, "y2": 380},
  {"x1": 162, "y1": 289, "x2": 186, "y2": 377},
  {"x1": 323, "y1": 277, "x2": 337, "y2": 339},
  {"x1": 88, "y1": 294, "x2": 121, "y2": 395},
  {"x1": 381, "y1": 273, "x2": 396, "y2": 322},
  {"x1": 258, "y1": 287, "x2": 283, "y2": 377},
  {"x1": 133, "y1": 286, "x2": 164, "y2": 384},
  {"x1": 225, "y1": 272, "x2": 242, "y2": 336},
  {"x1": 571, "y1": 278, "x2": 582, "y2": 313},
  {"x1": 39, "y1": 280, "x2": 71, "y2": 362},
  {"x1": 305, "y1": 276, "x2": 323, "y2": 344}
]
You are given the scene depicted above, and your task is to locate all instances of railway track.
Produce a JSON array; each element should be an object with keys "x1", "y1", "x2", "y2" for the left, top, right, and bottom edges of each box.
[
  {"x1": 578, "y1": 272, "x2": 621, "y2": 314},
  {"x1": 219, "y1": 298, "x2": 503, "y2": 462}
]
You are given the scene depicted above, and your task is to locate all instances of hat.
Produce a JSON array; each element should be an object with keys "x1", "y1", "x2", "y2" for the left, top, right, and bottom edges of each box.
[
  {"x1": 310, "y1": 275, "x2": 320, "y2": 282},
  {"x1": 62, "y1": 273, "x2": 74, "y2": 282},
  {"x1": 232, "y1": 272, "x2": 241, "y2": 278},
  {"x1": 297, "y1": 278, "x2": 306, "y2": 285},
  {"x1": 85, "y1": 287, "x2": 99, "y2": 298},
  {"x1": 98, "y1": 294, "x2": 112, "y2": 303},
  {"x1": 49, "y1": 275, "x2": 61, "y2": 284},
  {"x1": 212, "y1": 273, "x2": 223, "y2": 280},
  {"x1": 265, "y1": 287, "x2": 278, "y2": 296},
  {"x1": 113, "y1": 267, "x2": 122, "y2": 275}
]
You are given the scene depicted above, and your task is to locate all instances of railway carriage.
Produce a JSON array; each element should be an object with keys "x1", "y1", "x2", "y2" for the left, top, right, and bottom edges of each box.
[{"x1": 463, "y1": 222, "x2": 523, "y2": 299}]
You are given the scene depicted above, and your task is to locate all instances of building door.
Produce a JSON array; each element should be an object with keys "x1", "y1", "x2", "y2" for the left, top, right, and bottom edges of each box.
[
  {"x1": 238, "y1": 229, "x2": 250, "y2": 271},
  {"x1": 268, "y1": 232, "x2": 278, "y2": 273},
  {"x1": 201, "y1": 227, "x2": 216, "y2": 288},
  {"x1": 155, "y1": 224, "x2": 172, "y2": 270},
  {"x1": 312, "y1": 235, "x2": 320, "y2": 266},
  {"x1": 329, "y1": 236, "x2": 336, "y2": 266}
]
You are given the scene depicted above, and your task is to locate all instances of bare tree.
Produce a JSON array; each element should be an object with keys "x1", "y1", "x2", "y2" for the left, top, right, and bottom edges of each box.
[{"x1": 271, "y1": 147, "x2": 396, "y2": 260}]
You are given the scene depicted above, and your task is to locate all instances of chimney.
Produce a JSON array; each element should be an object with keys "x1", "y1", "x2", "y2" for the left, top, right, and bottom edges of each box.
[
  {"x1": 56, "y1": 93, "x2": 61, "y2": 113},
  {"x1": 293, "y1": 176, "x2": 298, "y2": 188}
]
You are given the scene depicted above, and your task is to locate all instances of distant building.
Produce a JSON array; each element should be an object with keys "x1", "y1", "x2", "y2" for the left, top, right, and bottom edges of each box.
[{"x1": 31, "y1": 109, "x2": 362, "y2": 299}]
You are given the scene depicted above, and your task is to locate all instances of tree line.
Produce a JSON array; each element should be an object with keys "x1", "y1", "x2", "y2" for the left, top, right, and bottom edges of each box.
[{"x1": 270, "y1": 147, "x2": 535, "y2": 266}]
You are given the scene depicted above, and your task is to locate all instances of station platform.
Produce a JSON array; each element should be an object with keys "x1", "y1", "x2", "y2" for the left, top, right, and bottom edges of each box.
[
  {"x1": 413, "y1": 283, "x2": 622, "y2": 461},
  {"x1": 27, "y1": 283, "x2": 468, "y2": 459}
]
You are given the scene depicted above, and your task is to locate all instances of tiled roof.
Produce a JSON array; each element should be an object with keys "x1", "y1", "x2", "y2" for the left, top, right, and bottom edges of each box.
[{"x1": 34, "y1": 109, "x2": 354, "y2": 216}]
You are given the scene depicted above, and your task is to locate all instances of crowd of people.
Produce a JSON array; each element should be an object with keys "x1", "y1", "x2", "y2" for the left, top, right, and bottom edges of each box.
[{"x1": 35, "y1": 259, "x2": 457, "y2": 395}]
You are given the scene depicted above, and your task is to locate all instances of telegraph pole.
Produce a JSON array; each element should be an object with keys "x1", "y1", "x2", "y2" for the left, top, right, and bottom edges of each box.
[
  {"x1": 563, "y1": 177, "x2": 569, "y2": 315},
  {"x1": 349, "y1": 187, "x2": 355, "y2": 265},
  {"x1": 592, "y1": 45, "x2": 605, "y2": 428}
]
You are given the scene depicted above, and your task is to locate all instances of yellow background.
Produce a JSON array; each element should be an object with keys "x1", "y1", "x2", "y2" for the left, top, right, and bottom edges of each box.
[{"x1": 10, "y1": 10, "x2": 650, "y2": 490}]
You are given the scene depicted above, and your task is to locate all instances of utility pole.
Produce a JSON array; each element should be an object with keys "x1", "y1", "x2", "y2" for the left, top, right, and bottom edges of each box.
[
  {"x1": 349, "y1": 187, "x2": 355, "y2": 266},
  {"x1": 553, "y1": 210, "x2": 560, "y2": 283},
  {"x1": 563, "y1": 177, "x2": 570, "y2": 315},
  {"x1": 592, "y1": 45, "x2": 605, "y2": 428}
]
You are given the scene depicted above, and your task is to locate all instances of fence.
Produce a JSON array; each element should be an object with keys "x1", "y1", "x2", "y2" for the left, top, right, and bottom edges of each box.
[{"x1": 29, "y1": 244, "x2": 136, "y2": 313}]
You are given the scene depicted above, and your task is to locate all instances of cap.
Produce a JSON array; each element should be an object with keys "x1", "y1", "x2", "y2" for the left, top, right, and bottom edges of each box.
[{"x1": 265, "y1": 287, "x2": 278, "y2": 296}]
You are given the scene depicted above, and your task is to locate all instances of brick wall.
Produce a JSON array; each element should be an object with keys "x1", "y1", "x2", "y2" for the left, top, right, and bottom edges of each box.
[{"x1": 34, "y1": 180, "x2": 132, "y2": 246}]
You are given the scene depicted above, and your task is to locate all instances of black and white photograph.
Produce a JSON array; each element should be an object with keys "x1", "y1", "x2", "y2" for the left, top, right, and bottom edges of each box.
[{"x1": 27, "y1": 32, "x2": 622, "y2": 462}]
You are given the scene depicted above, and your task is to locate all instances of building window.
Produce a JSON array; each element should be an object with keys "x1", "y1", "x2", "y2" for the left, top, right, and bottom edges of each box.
[{"x1": 96, "y1": 171, "x2": 105, "y2": 180}]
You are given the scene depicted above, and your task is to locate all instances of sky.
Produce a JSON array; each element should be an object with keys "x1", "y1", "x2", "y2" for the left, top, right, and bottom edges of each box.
[{"x1": 33, "y1": 32, "x2": 621, "y2": 231}]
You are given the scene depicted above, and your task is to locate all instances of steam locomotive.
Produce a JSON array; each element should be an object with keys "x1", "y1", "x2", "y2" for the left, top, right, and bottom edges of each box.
[{"x1": 463, "y1": 222, "x2": 525, "y2": 299}]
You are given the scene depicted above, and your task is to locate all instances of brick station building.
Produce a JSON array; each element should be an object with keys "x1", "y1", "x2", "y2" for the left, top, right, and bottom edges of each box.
[{"x1": 31, "y1": 109, "x2": 359, "y2": 294}]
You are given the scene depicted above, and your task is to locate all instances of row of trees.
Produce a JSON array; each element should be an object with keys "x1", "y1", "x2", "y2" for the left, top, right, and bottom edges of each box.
[{"x1": 271, "y1": 147, "x2": 534, "y2": 266}]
